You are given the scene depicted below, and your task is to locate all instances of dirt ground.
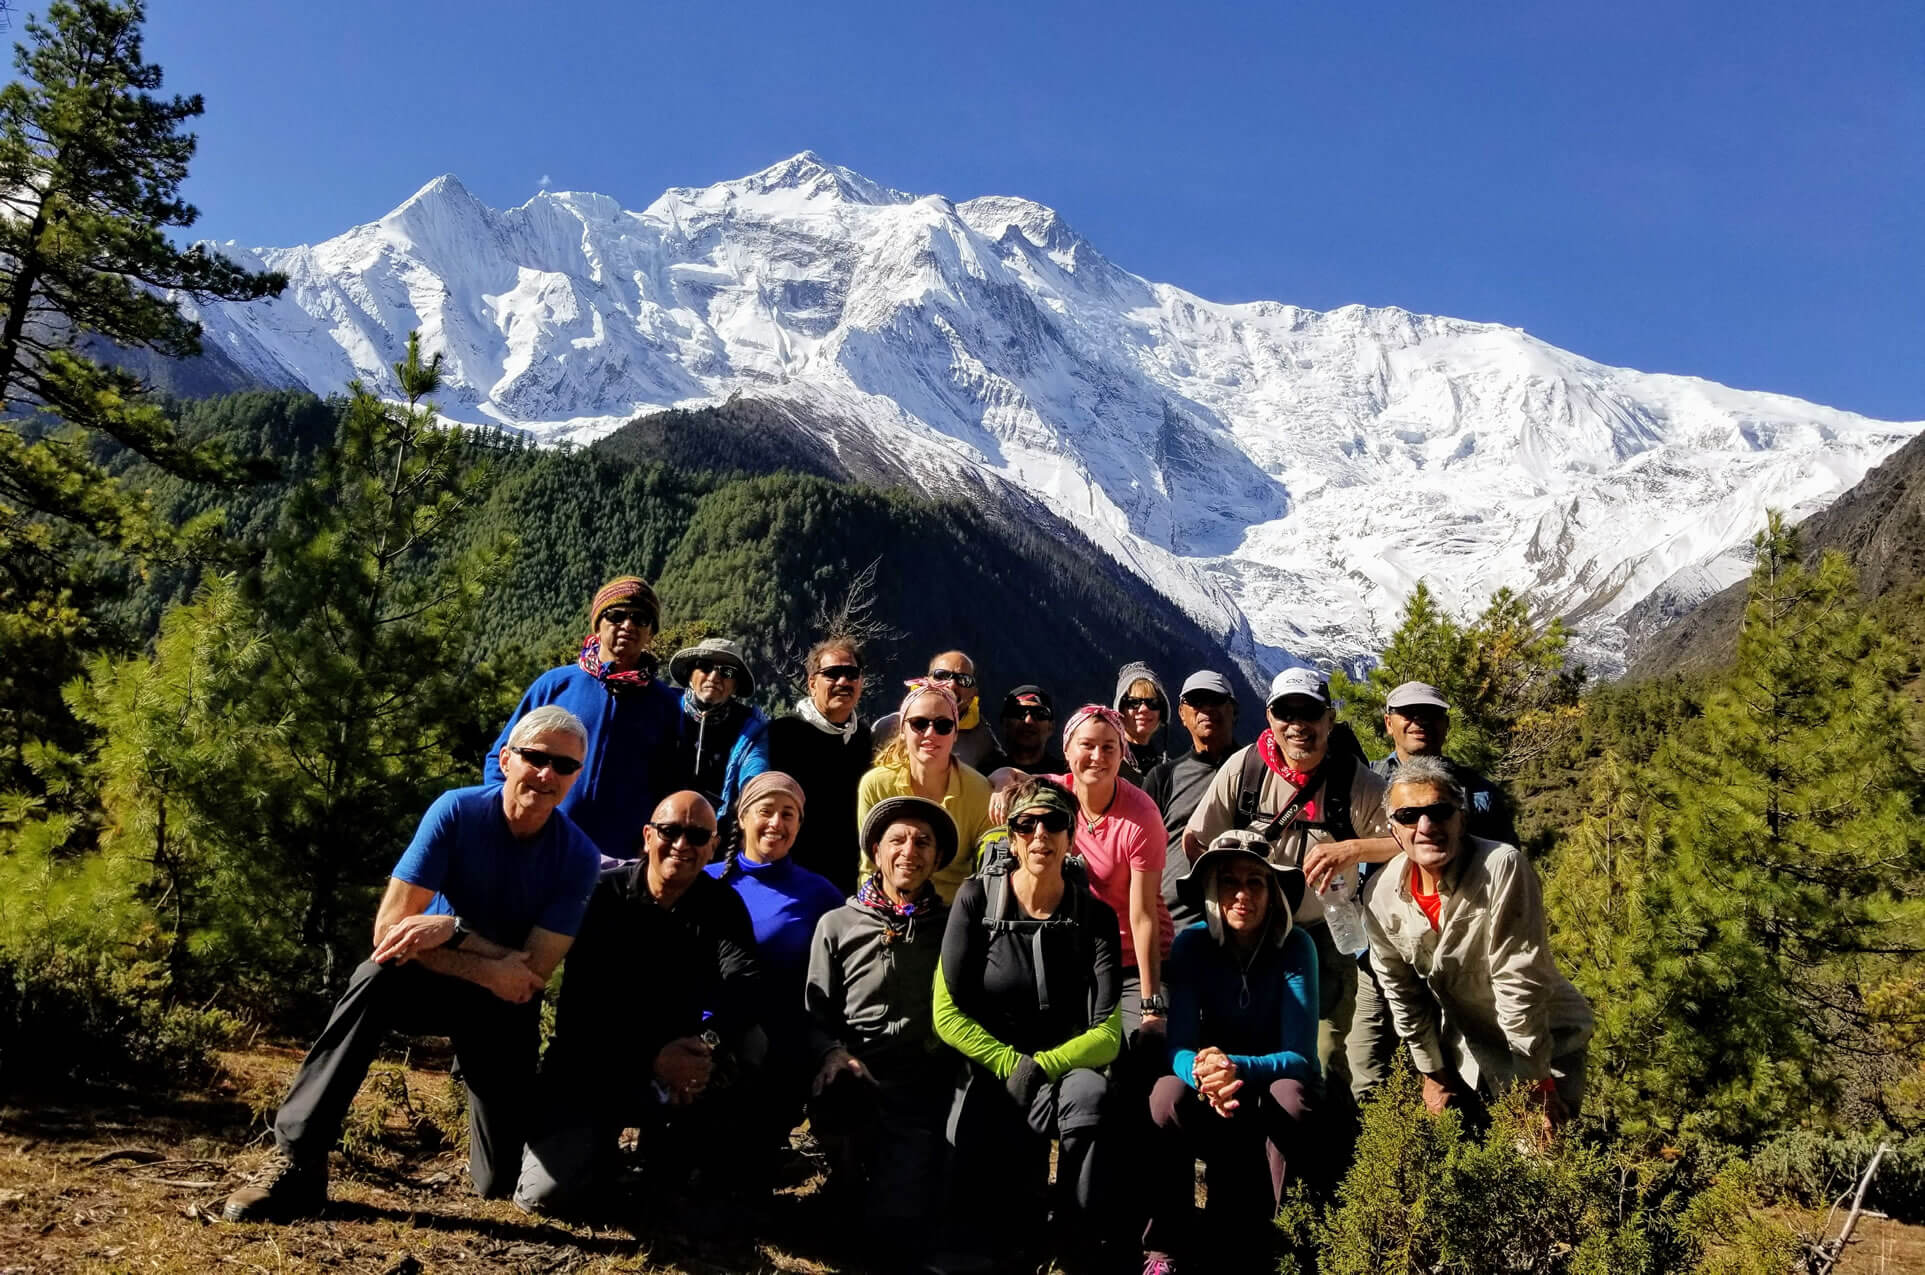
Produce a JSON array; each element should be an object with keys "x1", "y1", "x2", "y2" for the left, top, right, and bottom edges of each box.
[
  {"x1": 0, "y1": 1047, "x2": 850, "y2": 1275},
  {"x1": 0, "y1": 1047, "x2": 1919, "y2": 1275}
]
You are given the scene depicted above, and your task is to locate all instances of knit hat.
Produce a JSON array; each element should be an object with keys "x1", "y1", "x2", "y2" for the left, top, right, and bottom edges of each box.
[
  {"x1": 1113, "y1": 661, "x2": 1169, "y2": 714},
  {"x1": 669, "y1": 637, "x2": 755, "y2": 695},
  {"x1": 738, "y1": 770, "x2": 805, "y2": 817},
  {"x1": 1178, "y1": 828, "x2": 1307, "y2": 917},
  {"x1": 589, "y1": 575, "x2": 660, "y2": 630},
  {"x1": 861, "y1": 795, "x2": 959, "y2": 869}
]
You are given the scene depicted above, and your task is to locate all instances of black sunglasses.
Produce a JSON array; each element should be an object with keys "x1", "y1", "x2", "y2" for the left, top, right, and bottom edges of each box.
[
  {"x1": 1010, "y1": 706, "x2": 1055, "y2": 723},
  {"x1": 1120, "y1": 695, "x2": 1162, "y2": 712},
  {"x1": 692, "y1": 660, "x2": 737, "y2": 679},
  {"x1": 815, "y1": 664, "x2": 862, "y2": 682},
  {"x1": 905, "y1": 716, "x2": 957, "y2": 736},
  {"x1": 510, "y1": 746, "x2": 583, "y2": 776},
  {"x1": 1009, "y1": 810, "x2": 1073, "y2": 836},
  {"x1": 649, "y1": 820, "x2": 715, "y2": 847},
  {"x1": 1182, "y1": 692, "x2": 1231, "y2": 710},
  {"x1": 1389, "y1": 802, "x2": 1459, "y2": 827},
  {"x1": 599, "y1": 607, "x2": 651, "y2": 629},
  {"x1": 927, "y1": 669, "x2": 978, "y2": 688},
  {"x1": 1268, "y1": 699, "x2": 1327, "y2": 723}
]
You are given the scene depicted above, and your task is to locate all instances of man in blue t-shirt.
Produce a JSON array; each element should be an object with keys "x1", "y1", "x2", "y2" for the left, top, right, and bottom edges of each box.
[{"x1": 223, "y1": 706, "x2": 603, "y2": 1224}]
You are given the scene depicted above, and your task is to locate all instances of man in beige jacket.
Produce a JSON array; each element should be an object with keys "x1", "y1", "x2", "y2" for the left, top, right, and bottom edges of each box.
[{"x1": 1362, "y1": 754, "x2": 1593, "y2": 1129}]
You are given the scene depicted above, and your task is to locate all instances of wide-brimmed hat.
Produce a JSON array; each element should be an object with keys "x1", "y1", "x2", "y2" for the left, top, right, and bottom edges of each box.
[
  {"x1": 860, "y1": 795, "x2": 959, "y2": 869},
  {"x1": 1177, "y1": 828, "x2": 1307, "y2": 916},
  {"x1": 669, "y1": 638, "x2": 754, "y2": 695}
]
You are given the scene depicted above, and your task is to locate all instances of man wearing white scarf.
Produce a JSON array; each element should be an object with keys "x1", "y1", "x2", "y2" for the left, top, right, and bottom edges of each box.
[{"x1": 767, "y1": 638, "x2": 873, "y2": 893}]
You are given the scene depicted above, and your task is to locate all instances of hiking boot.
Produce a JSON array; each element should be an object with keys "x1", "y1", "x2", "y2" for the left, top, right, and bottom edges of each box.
[{"x1": 221, "y1": 1151, "x2": 327, "y2": 1223}]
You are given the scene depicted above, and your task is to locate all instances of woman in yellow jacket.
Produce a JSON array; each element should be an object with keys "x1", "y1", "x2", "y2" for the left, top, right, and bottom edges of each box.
[{"x1": 855, "y1": 679, "x2": 994, "y2": 901}]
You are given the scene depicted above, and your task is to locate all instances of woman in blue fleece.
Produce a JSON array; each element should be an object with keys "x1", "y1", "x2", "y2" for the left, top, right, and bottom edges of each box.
[
  {"x1": 1142, "y1": 828, "x2": 1318, "y2": 1275},
  {"x1": 705, "y1": 770, "x2": 843, "y2": 1175}
]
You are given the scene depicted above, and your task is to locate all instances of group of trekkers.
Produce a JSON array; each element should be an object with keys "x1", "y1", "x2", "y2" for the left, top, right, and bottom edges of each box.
[{"x1": 221, "y1": 574, "x2": 1596, "y2": 1274}]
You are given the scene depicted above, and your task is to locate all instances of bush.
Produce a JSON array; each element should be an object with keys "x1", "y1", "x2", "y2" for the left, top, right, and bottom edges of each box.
[
  {"x1": 1317, "y1": 1062, "x2": 1801, "y2": 1275},
  {"x1": 0, "y1": 948, "x2": 239, "y2": 1094},
  {"x1": 1749, "y1": 1130, "x2": 1925, "y2": 1224}
]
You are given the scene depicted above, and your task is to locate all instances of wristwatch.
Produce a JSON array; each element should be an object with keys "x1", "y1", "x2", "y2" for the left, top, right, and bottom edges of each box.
[
  {"x1": 1142, "y1": 993, "x2": 1169, "y2": 1016},
  {"x1": 445, "y1": 918, "x2": 471, "y2": 950}
]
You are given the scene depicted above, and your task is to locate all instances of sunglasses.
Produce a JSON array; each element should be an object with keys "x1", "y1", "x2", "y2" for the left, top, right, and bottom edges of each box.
[
  {"x1": 927, "y1": 669, "x2": 978, "y2": 689},
  {"x1": 815, "y1": 664, "x2": 863, "y2": 683},
  {"x1": 1119, "y1": 696, "x2": 1162, "y2": 712},
  {"x1": 692, "y1": 660, "x2": 737, "y2": 679},
  {"x1": 905, "y1": 716, "x2": 957, "y2": 736},
  {"x1": 650, "y1": 820, "x2": 716, "y2": 847},
  {"x1": 510, "y1": 746, "x2": 583, "y2": 776},
  {"x1": 1010, "y1": 706, "x2": 1055, "y2": 723},
  {"x1": 1268, "y1": 699, "x2": 1327, "y2": 723},
  {"x1": 1182, "y1": 692, "x2": 1231, "y2": 710},
  {"x1": 1009, "y1": 810, "x2": 1073, "y2": 836},
  {"x1": 599, "y1": 608, "x2": 651, "y2": 629},
  {"x1": 1389, "y1": 802, "x2": 1459, "y2": 826}
]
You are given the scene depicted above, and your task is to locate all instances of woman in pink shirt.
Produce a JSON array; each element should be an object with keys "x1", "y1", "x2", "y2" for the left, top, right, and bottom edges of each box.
[{"x1": 999, "y1": 703, "x2": 1175, "y2": 1034}]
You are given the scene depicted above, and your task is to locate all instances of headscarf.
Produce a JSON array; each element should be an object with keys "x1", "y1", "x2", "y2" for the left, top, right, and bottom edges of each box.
[
  {"x1": 738, "y1": 770, "x2": 806, "y2": 817},
  {"x1": 899, "y1": 677, "x2": 960, "y2": 723},
  {"x1": 1004, "y1": 778, "x2": 1078, "y2": 830},
  {"x1": 1061, "y1": 703, "x2": 1127, "y2": 754}
]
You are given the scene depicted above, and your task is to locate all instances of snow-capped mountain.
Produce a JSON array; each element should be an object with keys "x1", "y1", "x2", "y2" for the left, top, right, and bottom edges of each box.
[{"x1": 182, "y1": 152, "x2": 1923, "y2": 675}]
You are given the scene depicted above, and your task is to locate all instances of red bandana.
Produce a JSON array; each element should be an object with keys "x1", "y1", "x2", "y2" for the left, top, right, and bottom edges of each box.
[{"x1": 1257, "y1": 729, "x2": 1319, "y2": 822}]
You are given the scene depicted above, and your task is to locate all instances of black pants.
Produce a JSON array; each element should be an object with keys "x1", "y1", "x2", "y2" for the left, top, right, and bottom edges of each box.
[
  {"x1": 1142, "y1": 1074, "x2": 1312, "y2": 1269},
  {"x1": 809, "y1": 1066, "x2": 951, "y2": 1226},
  {"x1": 272, "y1": 959, "x2": 539, "y2": 1198},
  {"x1": 944, "y1": 1063, "x2": 1108, "y2": 1258}
]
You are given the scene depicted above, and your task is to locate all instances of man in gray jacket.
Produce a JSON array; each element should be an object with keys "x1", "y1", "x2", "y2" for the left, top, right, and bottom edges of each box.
[{"x1": 1362, "y1": 755, "x2": 1593, "y2": 1131}]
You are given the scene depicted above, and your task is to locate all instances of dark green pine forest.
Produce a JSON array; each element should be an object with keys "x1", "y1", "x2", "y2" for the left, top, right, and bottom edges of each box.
[{"x1": 1, "y1": 3, "x2": 1922, "y2": 1271}]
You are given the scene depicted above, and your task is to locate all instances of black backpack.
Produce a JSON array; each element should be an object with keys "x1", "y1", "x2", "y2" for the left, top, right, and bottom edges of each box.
[
  {"x1": 973, "y1": 830, "x2": 1098, "y2": 1019},
  {"x1": 1231, "y1": 729, "x2": 1360, "y2": 846}
]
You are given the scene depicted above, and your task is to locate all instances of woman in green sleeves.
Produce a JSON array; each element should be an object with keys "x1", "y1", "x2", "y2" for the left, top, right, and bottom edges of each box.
[{"x1": 931, "y1": 776, "x2": 1122, "y2": 1270}]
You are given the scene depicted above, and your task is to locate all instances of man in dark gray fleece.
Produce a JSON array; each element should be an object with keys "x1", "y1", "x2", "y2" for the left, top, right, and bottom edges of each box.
[{"x1": 1141, "y1": 670, "x2": 1241, "y2": 931}]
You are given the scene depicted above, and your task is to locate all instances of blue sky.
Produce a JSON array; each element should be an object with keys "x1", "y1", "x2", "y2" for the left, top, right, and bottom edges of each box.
[{"x1": 124, "y1": 0, "x2": 1924, "y2": 419}]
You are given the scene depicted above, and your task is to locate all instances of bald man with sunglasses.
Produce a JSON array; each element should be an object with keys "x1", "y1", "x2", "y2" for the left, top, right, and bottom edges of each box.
[
  {"x1": 871, "y1": 650, "x2": 1002, "y2": 771},
  {"x1": 516, "y1": 791, "x2": 767, "y2": 1216}
]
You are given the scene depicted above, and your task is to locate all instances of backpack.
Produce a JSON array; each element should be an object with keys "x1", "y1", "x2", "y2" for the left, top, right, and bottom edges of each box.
[
  {"x1": 1231, "y1": 732, "x2": 1360, "y2": 846},
  {"x1": 972, "y1": 829, "x2": 1098, "y2": 1018}
]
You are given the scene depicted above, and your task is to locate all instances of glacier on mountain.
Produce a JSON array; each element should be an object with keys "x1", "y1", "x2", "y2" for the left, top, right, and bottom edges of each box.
[{"x1": 180, "y1": 152, "x2": 1924, "y2": 675}]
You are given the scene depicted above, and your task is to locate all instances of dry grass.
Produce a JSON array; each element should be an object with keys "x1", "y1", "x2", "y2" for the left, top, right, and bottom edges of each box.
[{"x1": 0, "y1": 1047, "x2": 848, "y2": 1275}]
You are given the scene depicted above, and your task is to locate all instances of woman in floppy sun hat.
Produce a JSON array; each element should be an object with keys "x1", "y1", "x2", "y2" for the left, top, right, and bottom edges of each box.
[{"x1": 1142, "y1": 829, "x2": 1320, "y2": 1275}]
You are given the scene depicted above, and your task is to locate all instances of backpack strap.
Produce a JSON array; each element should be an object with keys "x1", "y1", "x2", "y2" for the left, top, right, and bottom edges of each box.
[{"x1": 1232, "y1": 744, "x2": 1269, "y2": 830}]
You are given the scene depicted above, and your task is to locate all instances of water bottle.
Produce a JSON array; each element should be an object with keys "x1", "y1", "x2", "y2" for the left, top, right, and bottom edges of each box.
[{"x1": 1320, "y1": 869, "x2": 1370, "y2": 956}]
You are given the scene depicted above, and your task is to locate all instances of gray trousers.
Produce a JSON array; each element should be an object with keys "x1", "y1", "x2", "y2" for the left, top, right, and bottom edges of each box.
[{"x1": 272, "y1": 959, "x2": 538, "y2": 1198}]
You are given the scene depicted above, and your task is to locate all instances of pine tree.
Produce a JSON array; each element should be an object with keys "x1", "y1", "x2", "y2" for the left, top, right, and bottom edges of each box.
[
  {"x1": 1332, "y1": 582, "x2": 1580, "y2": 774},
  {"x1": 1625, "y1": 513, "x2": 1925, "y2": 1143},
  {"x1": 247, "y1": 335, "x2": 516, "y2": 988},
  {"x1": 0, "y1": 0, "x2": 283, "y2": 783}
]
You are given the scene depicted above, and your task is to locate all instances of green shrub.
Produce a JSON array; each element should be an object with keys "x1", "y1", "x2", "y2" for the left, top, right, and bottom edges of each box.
[
  {"x1": 1749, "y1": 1130, "x2": 1925, "y2": 1224},
  {"x1": 0, "y1": 948, "x2": 239, "y2": 1094},
  {"x1": 1317, "y1": 1062, "x2": 1800, "y2": 1275}
]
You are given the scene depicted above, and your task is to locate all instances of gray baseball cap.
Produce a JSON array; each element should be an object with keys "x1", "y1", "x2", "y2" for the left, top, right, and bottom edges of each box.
[
  {"x1": 1266, "y1": 667, "x2": 1330, "y2": 707},
  {"x1": 1179, "y1": 670, "x2": 1235, "y2": 699},
  {"x1": 1385, "y1": 681, "x2": 1449, "y2": 712}
]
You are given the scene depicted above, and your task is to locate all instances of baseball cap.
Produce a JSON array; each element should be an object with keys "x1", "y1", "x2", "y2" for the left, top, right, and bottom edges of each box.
[
  {"x1": 1179, "y1": 670, "x2": 1235, "y2": 699},
  {"x1": 1385, "y1": 681, "x2": 1450, "y2": 712},
  {"x1": 1266, "y1": 667, "x2": 1331, "y2": 707}
]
